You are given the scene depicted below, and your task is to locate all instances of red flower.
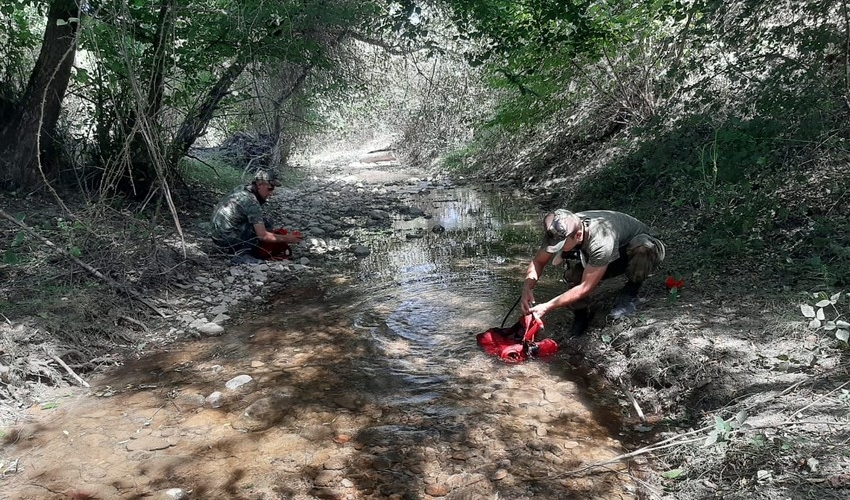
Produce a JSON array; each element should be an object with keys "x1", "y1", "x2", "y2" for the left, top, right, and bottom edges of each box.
[{"x1": 665, "y1": 276, "x2": 684, "y2": 290}]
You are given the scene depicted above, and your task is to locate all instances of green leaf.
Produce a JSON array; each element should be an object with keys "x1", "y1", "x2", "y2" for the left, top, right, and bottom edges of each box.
[
  {"x1": 809, "y1": 319, "x2": 822, "y2": 329},
  {"x1": 40, "y1": 402, "x2": 59, "y2": 410},
  {"x1": 704, "y1": 430, "x2": 719, "y2": 446},
  {"x1": 3, "y1": 250, "x2": 19, "y2": 265},
  {"x1": 714, "y1": 415, "x2": 727, "y2": 431},
  {"x1": 836, "y1": 320, "x2": 850, "y2": 329},
  {"x1": 800, "y1": 304, "x2": 815, "y2": 318},
  {"x1": 69, "y1": 247, "x2": 82, "y2": 258},
  {"x1": 816, "y1": 308, "x2": 825, "y2": 320},
  {"x1": 830, "y1": 292, "x2": 841, "y2": 303},
  {"x1": 12, "y1": 231, "x2": 25, "y2": 246},
  {"x1": 56, "y1": 19, "x2": 67, "y2": 26},
  {"x1": 662, "y1": 468, "x2": 684, "y2": 479},
  {"x1": 74, "y1": 67, "x2": 89, "y2": 84},
  {"x1": 815, "y1": 299, "x2": 831, "y2": 308},
  {"x1": 837, "y1": 329, "x2": 849, "y2": 343}
]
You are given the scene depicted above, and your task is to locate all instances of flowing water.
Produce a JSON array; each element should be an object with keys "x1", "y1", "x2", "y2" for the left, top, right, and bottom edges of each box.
[{"x1": 1, "y1": 179, "x2": 639, "y2": 499}]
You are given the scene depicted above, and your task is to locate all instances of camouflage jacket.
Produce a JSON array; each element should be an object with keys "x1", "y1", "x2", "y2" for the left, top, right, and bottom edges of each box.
[{"x1": 210, "y1": 184, "x2": 264, "y2": 245}]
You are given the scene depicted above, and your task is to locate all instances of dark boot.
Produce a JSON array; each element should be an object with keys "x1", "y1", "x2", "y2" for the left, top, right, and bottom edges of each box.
[
  {"x1": 610, "y1": 280, "x2": 642, "y2": 319},
  {"x1": 569, "y1": 308, "x2": 593, "y2": 337}
]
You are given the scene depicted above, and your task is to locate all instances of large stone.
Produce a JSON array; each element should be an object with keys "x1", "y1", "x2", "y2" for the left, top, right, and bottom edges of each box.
[
  {"x1": 225, "y1": 374, "x2": 255, "y2": 391},
  {"x1": 231, "y1": 392, "x2": 291, "y2": 432},
  {"x1": 197, "y1": 322, "x2": 224, "y2": 336}
]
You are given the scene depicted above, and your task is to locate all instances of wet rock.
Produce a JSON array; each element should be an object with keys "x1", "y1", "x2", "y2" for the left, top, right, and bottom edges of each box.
[
  {"x1": 352, "y1": 245, "x2": 371, "y2": 257},
  {"x1": 300, "y1": 424, "x2": 334, "y2": 441},
  {"x1": 426, "y1": 483, "x2": 449, "y2": 496},
  {"x1": 324, "y1": 456, "x2": 346, "y2": 470},
  {"x1": 175, "y1": 392, "x2": 205, "y2": 409},
  {"x1": 205, "y1": 391, "x2": 224, "y2": 408},
  {"x1": 314, "y1": 469, "x2": 341, "y2": 487},
  {"x1": 231, "y1": 392, "x2": 290, "y2": 432},
  {"x1": 197, "y1": 322, "x2": 224, "y2": 336},
  {"x1": 162, "y1": 488, "x2": 189, "y2": 500},
  {"x1": 209, "y1": 304, "x2": 228, "y2": 315},
  {"x1": 369, "y1": 209, "x2": 391, "y2": 220},
  {"x1": 312, "y1": 487, "x2": 346, "y2": 500},
  {"x1": 225, "y1": 374, "x2": 255, "y2": 392}
]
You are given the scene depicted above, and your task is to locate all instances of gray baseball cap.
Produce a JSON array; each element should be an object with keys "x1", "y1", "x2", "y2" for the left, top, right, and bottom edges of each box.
[
  {"x1": 253, "y1": 169, "x2": 281, "y2": 186},
  {"x1": 541, "y1": 209, "x2": 576, "y2": 253}
]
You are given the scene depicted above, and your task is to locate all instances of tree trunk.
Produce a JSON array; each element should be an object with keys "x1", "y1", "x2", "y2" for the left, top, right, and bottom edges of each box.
[
  {"x1": 168, "y1": 59, "x2": 247, "y2": 167},
  {"x1": 0, "y1": 0, "x2": 79, "y2": 189}
]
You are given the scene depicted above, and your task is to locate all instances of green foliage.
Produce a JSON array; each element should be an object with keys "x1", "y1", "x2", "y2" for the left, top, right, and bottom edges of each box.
[
  {"x1": 179, "y1": 156, "x2": 247, "y2": 193},
  {"x1": 179, "y1": 155, "x2": 303, "y2": 193},
  {"x1": 704, "y1": 411, "x2": 749, "y2": 448},
  {"x1": 800, "y1": 292, "x2": 849, "y2": 344},
  {"x1": 0, "y1": 1, "x2": 42, "y2": 98},
  {"x1": 662, "y1": 468, "x2": 685, "y2": 480}
]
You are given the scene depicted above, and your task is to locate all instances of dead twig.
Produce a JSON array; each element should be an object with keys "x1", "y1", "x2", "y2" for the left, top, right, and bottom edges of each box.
[
  {"x1": 119, "y1": 315, "x2": 150, "y2": 332},
  {"x1": 793, "y1": 379, "x2": 850, "y2": 417},
  {"x1": 544, "y1": 418, "x2": 850, "y2": 479}
]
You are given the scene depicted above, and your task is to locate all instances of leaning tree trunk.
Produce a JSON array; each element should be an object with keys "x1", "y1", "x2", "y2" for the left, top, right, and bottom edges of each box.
[
  {"x1": 0, "y1": 0, "x2": 79, "y2": 189},
  {"x1": 167, "y1": 58, "x2": 247, "y2": 168}
]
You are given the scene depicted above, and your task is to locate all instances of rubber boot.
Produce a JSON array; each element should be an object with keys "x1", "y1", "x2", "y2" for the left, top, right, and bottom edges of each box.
[{"x1": 569, "y1": 308, "x2": 592, "y2": 337}]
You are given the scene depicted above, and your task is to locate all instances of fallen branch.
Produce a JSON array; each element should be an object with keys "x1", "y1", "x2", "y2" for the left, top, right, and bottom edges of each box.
[
  {"x1": 619, "y1": 376, "x2": 646, "y2": 421},
  {"x1": 0, "y1": 207, "x2": 167, "y2": 318},
  {"x1": 50, "y1": 354, "x2": 90, "y2": 388}
]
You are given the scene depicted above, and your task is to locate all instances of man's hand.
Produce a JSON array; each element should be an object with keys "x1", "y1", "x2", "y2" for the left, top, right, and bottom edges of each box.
[
  {"x1": 278, "y1": 230, "x2": 303, "y2": 245},
  {"x1": 520, "y1": 287, "x2": 536, "y2": 315},
  {"x1": 528, "y1": 301, "x2": 551, "y2": 319}
]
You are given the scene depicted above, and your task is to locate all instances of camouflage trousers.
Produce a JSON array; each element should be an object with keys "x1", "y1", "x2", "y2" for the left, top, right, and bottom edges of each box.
[{"x1": 212, "y1": 218, "x2": 274, "y2": 254}]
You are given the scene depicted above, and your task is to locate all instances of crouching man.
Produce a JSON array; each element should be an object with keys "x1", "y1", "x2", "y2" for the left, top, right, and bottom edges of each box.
[
  {"x1": 210, "y1": 169, "x2": 302, "y2": 260},
  {"x1": 520, "y1": 209, "x2": 666, "y2": 337}
]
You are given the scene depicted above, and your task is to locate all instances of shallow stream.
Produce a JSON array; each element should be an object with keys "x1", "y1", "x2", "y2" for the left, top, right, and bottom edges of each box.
[{"x1": 2, "y1": 177, "x2": 639, "y2": 500}]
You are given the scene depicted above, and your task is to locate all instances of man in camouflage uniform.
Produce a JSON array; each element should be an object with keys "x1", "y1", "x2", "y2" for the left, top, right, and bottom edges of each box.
[
  {"x1": 521, "y1": 209, "x2": 666, "y2": 337},
  {"x1": 211, "y1": 170, "x2": 302, "y2": 255}
]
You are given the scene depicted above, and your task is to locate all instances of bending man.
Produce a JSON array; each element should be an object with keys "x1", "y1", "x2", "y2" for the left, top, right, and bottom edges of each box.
[{"x1": 521, "y1": 209, "x2": 666, "y2": 337}]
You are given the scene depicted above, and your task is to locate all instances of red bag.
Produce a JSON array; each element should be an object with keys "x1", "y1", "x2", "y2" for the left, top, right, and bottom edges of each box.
[
  {"x1": 253, "y1": 228, "x2": 297, "y2": 261},
  {"x1": 476, "y1": 314, "x2": 558, "y2": 363}
]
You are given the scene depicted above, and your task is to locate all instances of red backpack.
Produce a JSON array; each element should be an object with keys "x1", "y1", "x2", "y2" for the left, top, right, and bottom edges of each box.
[
  {"x1": 253, "y1": 228, "x2": 296, "y2": 260},
  {"x1": 476, "y1": 314, "x2": 558, "y2": 363}
]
